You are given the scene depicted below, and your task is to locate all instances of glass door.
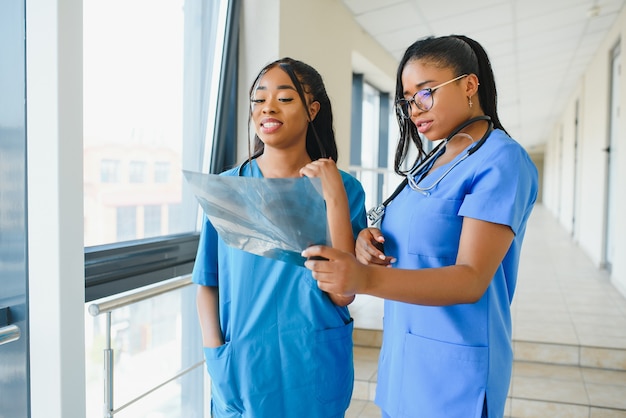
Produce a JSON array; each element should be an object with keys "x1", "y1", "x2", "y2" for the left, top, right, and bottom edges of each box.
[{"x1": 0, "y1": 0, "x2": 30, "y2": 416}]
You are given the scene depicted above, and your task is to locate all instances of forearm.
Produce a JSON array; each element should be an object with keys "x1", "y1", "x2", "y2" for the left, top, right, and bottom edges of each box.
[
  {"x1": 363, "y1": 264, "x2": 490, "y2": 306},
  {"x1": 304, "y1": 219, "x2": 513, "y2": 306},
  {"x1": 325, "y1": 194, "x2": 358, "y2": 306},
  {"x1": 196, "y1": 285, "x2": 223, "y2": 347},
  {"x1": 360, "y1": 218, "x2": 513, "y2": 305},
  {"x1": 325, "y1": 193, "x2": 355, "y2": 255}
]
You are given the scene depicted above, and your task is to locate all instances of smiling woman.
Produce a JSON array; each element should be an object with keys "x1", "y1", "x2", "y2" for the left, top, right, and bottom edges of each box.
[{"x1": 192, "y1": 57, "x2": 367, "y2": 417}]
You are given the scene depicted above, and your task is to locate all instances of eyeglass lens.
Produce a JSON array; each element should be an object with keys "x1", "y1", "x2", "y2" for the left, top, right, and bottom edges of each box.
[
  {"x1": 398, "y1": 90, "x2": 433, "y2": 118},
  {"x1": 396, "y1": 74, "x2": 468, "y2": 119}
]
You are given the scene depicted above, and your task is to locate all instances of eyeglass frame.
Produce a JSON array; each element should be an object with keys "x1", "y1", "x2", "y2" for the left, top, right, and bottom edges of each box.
[{"x1": 395, "y1": 74, "x2": 469, "y2": 119}]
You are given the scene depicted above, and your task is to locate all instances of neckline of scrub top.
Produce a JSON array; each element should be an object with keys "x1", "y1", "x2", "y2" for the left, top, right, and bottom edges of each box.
[{"x1": 416, "y1": 139, "x2": 480, "y2": 185}]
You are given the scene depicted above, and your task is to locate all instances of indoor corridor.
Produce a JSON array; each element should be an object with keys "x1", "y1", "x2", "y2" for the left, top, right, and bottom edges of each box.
[{"x1": 346, "y1": 204, "x2": 626, "y2": 418}]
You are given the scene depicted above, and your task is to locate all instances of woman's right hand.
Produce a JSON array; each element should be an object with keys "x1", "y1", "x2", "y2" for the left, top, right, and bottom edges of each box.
[{"x1": 355, "y1": 227, "x2": 395, "y2": 266}]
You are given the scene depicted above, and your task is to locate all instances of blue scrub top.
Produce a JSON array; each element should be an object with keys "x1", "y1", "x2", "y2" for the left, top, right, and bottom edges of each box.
[
  {"x1": 192, "y1": 159, "x2": 367, "y2": 418},
  {"x1": 375, "y1": 129, "x2": 538, "y2": 418}
]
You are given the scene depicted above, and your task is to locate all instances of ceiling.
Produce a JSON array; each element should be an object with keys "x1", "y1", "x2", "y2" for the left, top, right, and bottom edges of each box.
[{"x1": 341, "y1": 0, "x2": 625, "y2": 152}]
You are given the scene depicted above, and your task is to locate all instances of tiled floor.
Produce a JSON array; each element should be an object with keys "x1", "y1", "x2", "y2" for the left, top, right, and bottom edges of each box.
[{"x1": 346, "y1": 204, "x2": 626, "y2": 417}]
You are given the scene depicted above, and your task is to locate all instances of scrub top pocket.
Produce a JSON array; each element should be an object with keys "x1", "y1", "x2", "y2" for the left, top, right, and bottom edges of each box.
[{"x1": 407, "y1": 198, "x2": 462, "y2": 261}]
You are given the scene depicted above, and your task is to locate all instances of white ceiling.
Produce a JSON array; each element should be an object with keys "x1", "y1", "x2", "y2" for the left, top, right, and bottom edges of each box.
[{"x1": 341, "y1": 0, "x2": 625, "y2": 152}]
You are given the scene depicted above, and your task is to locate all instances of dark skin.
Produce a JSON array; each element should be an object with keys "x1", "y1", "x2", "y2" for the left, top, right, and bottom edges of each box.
[
  {"x1": 197, "y1": 67, "x2": 355, "y2": 348},
  {"x1": 302, "y1": 59, "x2": 514, "y2": 306}
]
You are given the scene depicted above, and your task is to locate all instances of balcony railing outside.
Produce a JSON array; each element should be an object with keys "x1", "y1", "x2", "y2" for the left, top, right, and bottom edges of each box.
[{"x1": 86, "y1": 275, "x2": 207, "y2": 418}]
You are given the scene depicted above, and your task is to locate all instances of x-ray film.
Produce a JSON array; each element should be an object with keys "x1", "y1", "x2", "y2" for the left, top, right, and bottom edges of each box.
[{"x1": 184, "y1": 170, "x2": 329, "y2": 265}]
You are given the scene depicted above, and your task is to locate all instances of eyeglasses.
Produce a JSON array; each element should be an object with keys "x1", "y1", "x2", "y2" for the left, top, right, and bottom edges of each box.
[{"x1": 395, "y1": 74, "x2": 468, "y2": 119}]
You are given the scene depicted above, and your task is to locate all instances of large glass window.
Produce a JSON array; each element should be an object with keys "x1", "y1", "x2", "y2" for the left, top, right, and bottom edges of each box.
[
  {"x1": 83, "y1": 0, "x2": 191, "y2": 247},
  {"x1": 83, "y1": 0, "x2": 235, "y2": 416},
  {"x1": 83, "y1": 0, "x2": 233, "y2": 300},
  {"x1": 360, "y1": 83, "x2": 381, "y2": 210},
  {"x1": 350, "y1": 77, "x2": 399, "y2": 213}
]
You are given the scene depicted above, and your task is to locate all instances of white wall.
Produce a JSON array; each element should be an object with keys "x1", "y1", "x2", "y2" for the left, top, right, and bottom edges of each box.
[
  {"x1": 26, "y1": 0, "x2": 86, "y2": 417},
  {"x1": 240, "y1": 0, "x2": 398, "y2": 171},
  {"x1": 543, "y1": 6, "x2": 626, "y2": 296}
]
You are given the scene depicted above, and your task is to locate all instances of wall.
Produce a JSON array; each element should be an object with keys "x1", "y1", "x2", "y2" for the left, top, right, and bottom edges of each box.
[
  {"x1": 26, "y1": 0, "x2": 87, "y2": 417},
  {"x1": 240, "y1": 0, "x2": 398, "y2": 171},
  {"x1": 544, "y1": 5, "x2": 626, "y2": 296}
]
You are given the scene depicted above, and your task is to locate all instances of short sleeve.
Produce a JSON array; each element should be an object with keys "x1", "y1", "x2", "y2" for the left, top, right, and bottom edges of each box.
[
  {"x1": 190, "y1": 165, "x2": 241, "y2": 287},
  {"x1": 341, "y1": 171, "x2": 368, "y2": 238},
  {"x1": 458, "y1": 136, "x2": 538, "y2": 235},
  {"x1": 191, "y1": 215, "x2": 219, "y2": 286}
]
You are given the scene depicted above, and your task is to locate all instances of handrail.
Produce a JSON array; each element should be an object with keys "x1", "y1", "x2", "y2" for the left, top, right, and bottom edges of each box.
[
  {"x1": 86, "y1": 274, "x2": 197, "y2": 417},
  {"x1": 88, "y1": 274, "x2": 193, "y2": 316},
  {"x1": 0, "y1": 324, "x2": 20, "y2": 346}
]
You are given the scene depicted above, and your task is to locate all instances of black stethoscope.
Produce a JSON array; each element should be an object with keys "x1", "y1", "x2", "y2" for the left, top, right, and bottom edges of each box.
[
  {"x1": 237, "y1": 155, "x2": 260, "y2": 176},
  {"x1": 367, "y1": 115, "x2": 494, "y2": 226}
]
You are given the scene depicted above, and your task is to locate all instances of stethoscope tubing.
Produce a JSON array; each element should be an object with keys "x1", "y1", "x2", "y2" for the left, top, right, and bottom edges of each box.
[
  {"x1": 408, "y1": 116, "x2": 493, "y2": 194},
  {"x1": 366, "y1": 115, "x2": 493, "y2": 225}
]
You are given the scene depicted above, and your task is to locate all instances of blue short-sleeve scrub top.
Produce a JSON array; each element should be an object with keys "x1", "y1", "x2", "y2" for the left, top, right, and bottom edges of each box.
[
  {"x1": 375, "y1": 129, "x2": 538, "y2": 418},
  {"x1": 192, "y1": 159, "x2": 367, "y2": 418}
]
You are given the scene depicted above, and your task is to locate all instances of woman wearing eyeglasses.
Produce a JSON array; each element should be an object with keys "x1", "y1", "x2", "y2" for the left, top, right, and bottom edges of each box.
[{"x1": 302, "y1": 35, "x2": 538, "y2": 418}]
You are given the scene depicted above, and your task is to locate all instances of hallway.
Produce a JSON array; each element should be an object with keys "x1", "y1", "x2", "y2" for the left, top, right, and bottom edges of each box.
[{"x1": 347, "y1": 204, "x2": 626, "y2": 417}]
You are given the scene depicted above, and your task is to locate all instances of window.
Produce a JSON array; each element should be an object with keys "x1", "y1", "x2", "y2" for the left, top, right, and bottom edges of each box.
[
  {"x1": 144, "y1": 204, "x2": 162, "y2": 238},
  {"x1": 82, "y1": 0, "x2": 238, "y2": 298},
  {"x1": 83, "y1": 0, "x2": 238, "y2": 416},
  {"x1": 116, "y1": 206, "x2": 137, "y2": 242},
  {"x1": 350, "y1": 76, "x2": 398, "y2": 213},
  {"x1": 84, "y1": 0, "x2": 195, "y2": 248},
  {"x1": 129, "y1": 161, "x2": 146, "y2": 183},
  {"x1": 154, "y1": 161, "x2": 170, "y2": 183},
  {"x1": 100, "y1": 159, "x2": 120, "y2": 183},
  {"x1": 360, "y1": 83, "x2": 381, "y2": 210}
]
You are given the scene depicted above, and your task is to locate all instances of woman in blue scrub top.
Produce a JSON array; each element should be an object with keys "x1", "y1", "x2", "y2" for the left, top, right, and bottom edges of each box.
[
  {"x1": 303, "y1": 36, "x2": 538, "y2": 418},
  {"x1": 192, "y1": 57, "x2": 367, "y2": 417}
]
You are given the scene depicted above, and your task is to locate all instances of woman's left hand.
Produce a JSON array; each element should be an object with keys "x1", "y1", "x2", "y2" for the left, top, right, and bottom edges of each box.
[{"x1": 302, "y1": 245, "x2": 368, "y2": 297}]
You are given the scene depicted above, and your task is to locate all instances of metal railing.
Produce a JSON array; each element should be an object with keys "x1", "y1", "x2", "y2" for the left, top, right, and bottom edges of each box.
[
  {"x1": 0, "y1": 306, "x2": 20, "y2": 347},
  {"x1": 0, "y1": 324, "x2": 20, "y2": 347},
  {"x1": 88, "y1": 274, "x2": 204, "y2": 418}
]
